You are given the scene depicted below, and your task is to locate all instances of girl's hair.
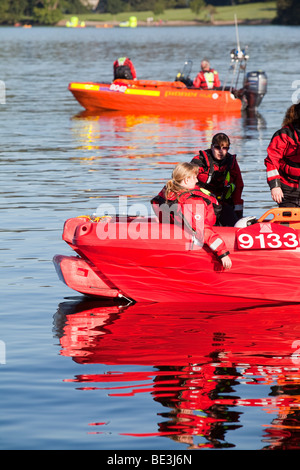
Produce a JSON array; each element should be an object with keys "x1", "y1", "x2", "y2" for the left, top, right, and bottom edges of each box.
[
  {"x1": 282, "y1": 102, "x2": 300, "y2": 127},
  {"x1": 211, "y1": 132, "x2": 230, "y2": 147},
  {"x1": 165, "y1": 162, "x2": 198, "y2": 199}
]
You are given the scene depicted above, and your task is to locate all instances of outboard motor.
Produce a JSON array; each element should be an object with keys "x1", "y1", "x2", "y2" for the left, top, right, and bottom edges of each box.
[{"x1": 243, "y1": 71, "x2": 267, "y2": 109}]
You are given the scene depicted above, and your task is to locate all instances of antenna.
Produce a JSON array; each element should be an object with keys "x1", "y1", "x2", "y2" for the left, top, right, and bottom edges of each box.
[
  {"x1": 223, "y1": 15, "x2": 249, "y2": 91},
  {"x1": 234, "y1": 14, "x2": 242, "y2": 58},
  {"x1": 235, "y1": 14, "x2": 240, "y2": 50}
]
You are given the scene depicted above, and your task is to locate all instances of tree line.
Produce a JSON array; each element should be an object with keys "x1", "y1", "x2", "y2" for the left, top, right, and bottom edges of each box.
[
  {"x1": 0, "y1": 0, "x2": 298, "y2": 25},
  {"x1": 0, "y1": 0, "x2": 87, "y2": 25}
]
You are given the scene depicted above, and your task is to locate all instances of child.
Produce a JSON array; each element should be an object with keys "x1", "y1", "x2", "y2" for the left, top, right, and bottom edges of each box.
[{"x1": 151, "y1": 162, "x2": 232, "y2": 270}]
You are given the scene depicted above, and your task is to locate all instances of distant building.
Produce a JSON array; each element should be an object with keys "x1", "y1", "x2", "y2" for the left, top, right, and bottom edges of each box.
[{"x1": 80, "y1": 0, "x2": 99, "y2": 9}]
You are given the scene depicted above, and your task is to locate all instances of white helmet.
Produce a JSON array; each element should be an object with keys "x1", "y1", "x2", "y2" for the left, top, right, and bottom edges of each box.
[{"x1": 234, "y1": 216, "x2": 257, "y2": 228}]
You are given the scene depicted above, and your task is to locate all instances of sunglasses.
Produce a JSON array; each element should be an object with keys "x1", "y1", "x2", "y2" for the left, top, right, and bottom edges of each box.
[{"x1": 213, "y1": 145, "x2": 229, "y2": 151}]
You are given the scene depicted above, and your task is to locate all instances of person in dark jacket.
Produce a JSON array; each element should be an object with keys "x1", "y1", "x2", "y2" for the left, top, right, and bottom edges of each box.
[
  {"x1": 265, "y1": 102, "x2": 300, "y2": 207},
  {"x1": 191, "y1": 133, "x2": 244, "y2": 226},
  {"x1": 113, "y1": 57, "x2": 137, "y2": 80}
]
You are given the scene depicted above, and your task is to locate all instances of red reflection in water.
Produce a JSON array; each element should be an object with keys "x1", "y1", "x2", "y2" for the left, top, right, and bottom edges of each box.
[
  {"x1": 54, "y1": 299, "x2": 300, "y2": 449},
  {"x1": 70, "y1": 110, "x2": 243, "y2": 160}
]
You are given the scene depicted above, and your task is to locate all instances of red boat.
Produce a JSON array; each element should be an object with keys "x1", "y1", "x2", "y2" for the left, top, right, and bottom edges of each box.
[
  {"x1": 69, "y1": 79, "x2": 244, "y2": 114},
  {"x1": 68, "y1": 55, "x2": 267, "y2": 114},
  {"x1": 53, "y1": 207, "x2": 300, "y2": 304}
]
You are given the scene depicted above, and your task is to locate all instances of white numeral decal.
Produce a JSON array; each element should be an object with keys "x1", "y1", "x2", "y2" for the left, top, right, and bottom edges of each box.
[
  {"x1": 238, "y1": 232, "x2": 299, "y2": 249},
  {"x1": 238, "y1": 233, "x2": 254, "y2": 249},
  {"x1": 283, "y1": 232, "x2": 299, "y2": 248}
]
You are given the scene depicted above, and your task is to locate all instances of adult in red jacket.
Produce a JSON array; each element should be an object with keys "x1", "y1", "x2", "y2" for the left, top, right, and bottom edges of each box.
[
  {"x1": 113, "y1": 57, "x2": 137, "y2": 80},
  {"x1": 191, "y1": 133, "x2": 244, "y2": 227},
  {"x1": 151, "y1": 162, "x2": 232, "y2": 270},
  {"x1": 193, "y1": 60, "x2": 221, "y2": 89},
  {"x1": 265, "y1": 102, "x2": 300, "y2": 207}
]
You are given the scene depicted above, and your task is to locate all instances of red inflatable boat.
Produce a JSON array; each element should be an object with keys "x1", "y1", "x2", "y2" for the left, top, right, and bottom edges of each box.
[
  {"x1": 69, "y1": 79, "x2": 243, "y2": 114},
  {"x1": 54, "y1": 208, "x2": 300, "y2": 304},
  {"x1": 69, "y1": 52, "x2": 267, "y2": 114}
]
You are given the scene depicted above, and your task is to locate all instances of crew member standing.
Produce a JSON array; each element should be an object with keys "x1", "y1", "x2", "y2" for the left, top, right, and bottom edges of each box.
[
  {"x1": 193, "y1": 60, "x2": 221, "y2": 89},
  {"x1": 113, "y1": 57, "x2": 137, "y2": 80},
  {"x1": 191, "y1": 133, "x2": 244, "y2": 226},
  {"x1": 265, "y1": 102, "x2": 300, "y2": 207}
]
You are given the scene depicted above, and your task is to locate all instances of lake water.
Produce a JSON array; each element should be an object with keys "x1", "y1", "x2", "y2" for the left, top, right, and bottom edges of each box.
[{"x1": 1, "y1": 23, "x2": 300, "y2": 451}]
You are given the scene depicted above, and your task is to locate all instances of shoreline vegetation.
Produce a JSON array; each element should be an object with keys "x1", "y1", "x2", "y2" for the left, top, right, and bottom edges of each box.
[
  {"x1": 3, "y1": 1, "x2": 299, "y2": 27},
  {"x1": 58, "y1": 2, "x2": 277, "y2": 27}
]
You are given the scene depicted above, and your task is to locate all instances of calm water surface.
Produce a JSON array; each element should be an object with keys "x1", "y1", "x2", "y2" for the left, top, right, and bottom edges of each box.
[{"x1": 1, "y1": 24, "x2": 300, "y2": 450}]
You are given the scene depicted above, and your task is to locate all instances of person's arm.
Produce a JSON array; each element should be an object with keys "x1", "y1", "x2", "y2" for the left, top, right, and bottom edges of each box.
[
  {"x1": 265, "y1": 129, "x2": 289, "y2": 191},
  {"x1": 219, "y1": 253, "x2": 232, "y2": 269},
  {"x1": 213, "y1": 70, "x2": 221, "y2": 88},
  {"x1": 231, "y1": 158, "x2": 244, "y2": 219},
  {"x1": 271, "y1": 187, "x2": 284, "y2": 203},
  {"x1": 191, "y1": 153, "x2": 208, "y2": 182},
  {"x1": 193, "y1": 72, "x2": 204, "y2": 88},
  {"x1": 184, "y1": 199, "x2": 232, "y2": 269},
  {"x1": 126, "y1": 58, "x2": 137, "y2": 80}
]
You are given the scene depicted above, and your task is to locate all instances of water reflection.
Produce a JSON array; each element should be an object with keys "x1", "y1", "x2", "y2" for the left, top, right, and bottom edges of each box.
[
  {"x1": 65, "y1": 106, "x2": 270, "y2": 216},
  {"x1": 54, "y1": 299, "x2": 300, "y2": 449},
  {"x1": 70, "y1": 109, "x2": 244, "y2": 159},
  {"x1": 241, "y1": 109, "x2": 267, "y2": 133}
]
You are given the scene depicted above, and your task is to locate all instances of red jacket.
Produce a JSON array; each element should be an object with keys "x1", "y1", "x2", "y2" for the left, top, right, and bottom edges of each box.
[
  {"x1": 191, "y1": 150, "x2": 244, "y2": 212},
  {"x1": 265, "y1": 125, "x2": 300, "y2": 190},
  {"x1": 113, "y1": 57, "x2": 136, "y2": 80},
  {"x1": 151, "y1": 187, "x2": 229, "y2": 259},
  {"x1": 193, "y1": 69, "x2": 221, "y2": 89}
]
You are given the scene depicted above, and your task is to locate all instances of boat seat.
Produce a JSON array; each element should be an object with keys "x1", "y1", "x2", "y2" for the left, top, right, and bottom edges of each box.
[{"x1": 258, "y1": 208, "x2": 300, "y2": 229}]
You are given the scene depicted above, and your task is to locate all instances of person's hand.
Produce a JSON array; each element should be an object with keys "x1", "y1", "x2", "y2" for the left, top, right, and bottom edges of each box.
[
  {"x1": 271, "y1": 187, "x2": 283, "y2": 204},
  {"x1": 221, "y1": 255, "x2": 232, "y2": 270}
]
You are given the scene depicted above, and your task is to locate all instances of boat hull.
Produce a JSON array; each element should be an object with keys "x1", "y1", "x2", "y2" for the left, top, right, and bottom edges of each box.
[
  {"x1": 68, "y1": 80, "x2": 242, "y2": 114},
  {"x1": 53, "y1": 254, "x2": 119, "y2": 298},
  {"x1": 54, "y1": 215, "x2": 300, "y2": 304}
]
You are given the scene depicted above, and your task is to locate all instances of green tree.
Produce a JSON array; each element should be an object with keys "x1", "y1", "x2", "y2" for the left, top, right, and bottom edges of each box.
[
  {"x1": 153, "y1": 0, "x2": 165, "y2": 15},
  {"x1": 60, "y1": 0, "x2": 89, "y2": 13},
  {"x1": 33, "y1": 0, "x2": 63, "y2": 24},
  {"x1": 274, "y1": 0, "x2": 300, "y2": 24},
  {"x1": 190, "y1": 0, "x2": 205, "y2": 15},
  {"x1": 8, "y1": 0, "x2": 28, "y2": 22},
  {"x1": 0, "y1": 0, "x2": 10, "y2": 24},
  {"x1": 106, "y1": 0, "x2": 124, "y2": 14}
]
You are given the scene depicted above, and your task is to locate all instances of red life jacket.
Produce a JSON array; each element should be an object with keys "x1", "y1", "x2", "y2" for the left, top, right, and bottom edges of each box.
[
  {"x1": 191, "y1": 150, "x2": 244, "y2": 212},
  {"x1": 265, "y1": 125, "x2": 300, "y2": 190},
  {"x1": 151, "y1": 187, "x2": 229, "y2": 259},
  {"x1": 151, "y1": 187, "x2": 218, "y2": 228},
  {"x1": 192, "y1": 150, "x2": 234, "y2": 196},
  {"x1": 193, "y1": 69, "x2": 221, "y2": 89}
]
